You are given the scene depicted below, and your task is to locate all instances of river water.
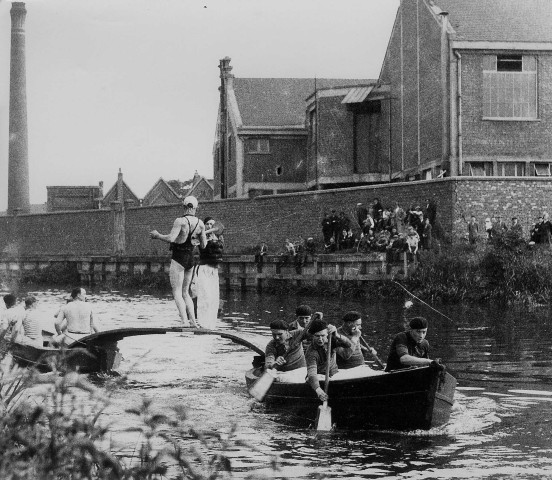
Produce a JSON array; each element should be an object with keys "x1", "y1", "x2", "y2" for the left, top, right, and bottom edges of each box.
[{"x1": 6, "y1": 288, "x2": 552, "y2": 479}]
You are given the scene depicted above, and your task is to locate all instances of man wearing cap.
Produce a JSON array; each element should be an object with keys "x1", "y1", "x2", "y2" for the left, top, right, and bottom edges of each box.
[
  {"x1": 288, "y1": 305, "x2": 312, "y2": 331},
  {"x1": 150, "y1": 196, "x2": 207, "y2": 327},
  {"x1": 264, "y1": 320, "x2": 307, "y2": 372},
  {"x1": 305, "y1": 318, "x2": 353, "y2": 402},
  {"x1": 335, "y1": 311, "x2": 377, "y2": 370},
  {"x1": 385, "y1": 317, "x2": 436, "y2": 371}
]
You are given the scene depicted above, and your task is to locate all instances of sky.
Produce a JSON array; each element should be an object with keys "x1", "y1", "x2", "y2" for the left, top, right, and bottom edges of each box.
[{"x1": 0, "y1": 0, "x2": 399, "y2": 210}]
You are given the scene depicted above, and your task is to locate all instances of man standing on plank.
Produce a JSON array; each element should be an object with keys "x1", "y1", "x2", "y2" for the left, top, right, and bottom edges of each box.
[{"x1": 150, "y1": 196, "x2": 207, "y2": 327}]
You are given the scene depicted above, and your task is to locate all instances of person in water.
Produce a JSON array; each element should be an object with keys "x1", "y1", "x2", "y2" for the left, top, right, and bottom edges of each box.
[
  {"x1": 150, "y1": 196, "x2": 207, "y2": 327},
  {"x1": 385, "y1": 317, "x2": 440, "y2": 371}
]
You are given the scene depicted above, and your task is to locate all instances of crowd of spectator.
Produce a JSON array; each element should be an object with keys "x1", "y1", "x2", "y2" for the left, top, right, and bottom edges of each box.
[{"x1": 468, "y1": 212, "x2": 551, "y2": 246}]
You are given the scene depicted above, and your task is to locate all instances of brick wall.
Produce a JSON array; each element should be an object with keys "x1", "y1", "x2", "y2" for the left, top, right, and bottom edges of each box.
[
  {"x1": 461, "y1": 52, "x2": 552, "y2": 160},
  {"x1": 3, "y1": 179, "x2": 552, "y2": 258}
]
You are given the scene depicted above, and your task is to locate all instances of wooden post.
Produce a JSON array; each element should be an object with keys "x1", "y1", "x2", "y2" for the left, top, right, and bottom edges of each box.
[{"x1": 403, "y1": 252, "x2": 408, "y2": 278}]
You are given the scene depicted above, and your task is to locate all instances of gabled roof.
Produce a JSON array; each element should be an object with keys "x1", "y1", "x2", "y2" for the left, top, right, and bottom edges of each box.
[
  {"x1": 434, "y1": 0, "x2": 552, "y2": 42},
  {"x1": 233, "y1": 78, "x2": 375, "y2": 127},
  {"x1": 102, "y1": 181, "x2": 140, "y2": 205}
]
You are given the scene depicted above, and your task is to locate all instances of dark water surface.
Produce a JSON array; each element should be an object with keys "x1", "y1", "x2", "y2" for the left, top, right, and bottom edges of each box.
[{"x1": 11, "y1": 289, "x2": 552, "y2": 479}]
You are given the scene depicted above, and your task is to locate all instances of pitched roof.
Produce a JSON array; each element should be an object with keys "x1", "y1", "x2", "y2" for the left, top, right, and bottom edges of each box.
[
  {"x1": 433, "y1": 0, "x2": 552, "y2": 42},
  {"x1": 233, "y1": 78, "x2": 374, "y2": 127}
]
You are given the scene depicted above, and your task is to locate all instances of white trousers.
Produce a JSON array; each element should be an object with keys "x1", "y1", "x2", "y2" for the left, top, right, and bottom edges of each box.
[{"x1": 196, "y1": 265, "x2": 220, "y2": 329}]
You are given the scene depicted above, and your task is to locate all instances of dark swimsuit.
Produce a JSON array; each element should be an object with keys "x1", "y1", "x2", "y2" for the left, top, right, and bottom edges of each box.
[{"x1": 170, "y1": 216, "x2": 199, "y2": 269}]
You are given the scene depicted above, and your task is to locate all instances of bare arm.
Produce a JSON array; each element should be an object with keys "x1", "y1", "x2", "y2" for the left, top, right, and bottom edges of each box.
[
  {"x1": 150, "y1": 218, "x2": 185, "y2": 244},
  {"x1": 90, "y1": 311, "x2": 99, "y2": 334},
  {"x1": 198, "y1": 221, "x2": 207, "y2": 249},
  {"x1": 55, "y1": 307, "x2": 66, "y2": 334}
]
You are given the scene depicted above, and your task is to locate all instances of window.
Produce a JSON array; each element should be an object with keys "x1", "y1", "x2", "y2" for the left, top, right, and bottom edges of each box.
[
  {"x1": 534, "y1": 163, "x2": 552, "y2": 176},
  {"x1": 247, "y1": 138, "x2": 270, "y2": 154},
  {"x1": 469, "y1": 162, "x2": 493, "y2": 176},
  {"x1": 483, "y1": 54, "x2": 537, "y2": 119},
  {"x1": 497, "y1": 162, "x2": 526, "y2": 176},
  {"x1": 275, "y1": 166, "x2": 282, "y2": 176},
  {"x1": 423, "y1": 168, "x2": 432, "y2": 180}
]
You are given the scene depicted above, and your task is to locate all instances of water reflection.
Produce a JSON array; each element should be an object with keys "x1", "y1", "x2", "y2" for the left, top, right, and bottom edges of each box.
[{"x1": 3, "y1": 288, "x2": 552, "y2": 478}]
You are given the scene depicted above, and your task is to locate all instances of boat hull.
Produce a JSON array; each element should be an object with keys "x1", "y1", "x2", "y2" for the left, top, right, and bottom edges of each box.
[
  {"x1": 246, "y1": 365, "x2": 456, "y2": 430},
  {"x1": 10, "y1": 341, "x2": 121, "y2": 374}
]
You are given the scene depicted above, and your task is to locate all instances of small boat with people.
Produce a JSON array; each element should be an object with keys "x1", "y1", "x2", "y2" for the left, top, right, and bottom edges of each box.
[{"x1": 245, "y1": 362, "x2": 456, "y2": 431}]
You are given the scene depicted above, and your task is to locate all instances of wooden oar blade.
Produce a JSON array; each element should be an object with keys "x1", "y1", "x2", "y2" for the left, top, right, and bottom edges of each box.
[
  {"x1": 248, "y1": 370, "x2": 276, "y2": 401},
  {"x1": 316, "y1": 401, "x2": 332, "y2": 431}
]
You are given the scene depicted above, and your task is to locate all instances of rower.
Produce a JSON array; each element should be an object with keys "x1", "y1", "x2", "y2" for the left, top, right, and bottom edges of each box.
[
  {"x1": 305, "y1": 318, "x2": 352, "y2": 402},
  {"x1": 264, "y1": 320, "x2": 306, "y2": 372},
  {"x1": 385, "y1": 317, "x2": 440, "y2": 371},
  {"x1": 288, "y1": 305, "x2": 312, "y2": 331},
  {"x1": 335, "y1": 311, "x2": 378, "y2": 369}
]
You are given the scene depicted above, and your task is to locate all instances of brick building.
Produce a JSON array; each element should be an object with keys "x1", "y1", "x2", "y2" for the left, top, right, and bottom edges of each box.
[
  {"x1": 46, "y1": 184, "x2": 103, "y2": 212},
  {"x1": 372, "y1": 0, "x2": 552, "y2": 180},
  {"x1": 142, "y1": 172, "x2": 214, "y2": 207},
  {"x1": 213, "y1": 57, "x2": 371, "y2": 199}
]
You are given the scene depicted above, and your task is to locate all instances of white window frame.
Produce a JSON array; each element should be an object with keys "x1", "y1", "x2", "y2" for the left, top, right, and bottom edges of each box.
[
  {"x1": 247, "y1": 138, "x2": 270, "y2": 154},
  {"x1": 534, "y1": 163, "x2": 552, "y2": 176},
  {"x1": 483, "y1": 54, "x2": 538, "y2": 120},
  {"x1": 497, "y1": 162, "x2": 526, "y2": 177}
]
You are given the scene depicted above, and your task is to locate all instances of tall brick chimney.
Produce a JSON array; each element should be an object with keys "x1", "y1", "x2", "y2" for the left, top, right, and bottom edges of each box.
[{"x1": 8, "y1": 2, "x2": 30, "y2": 215}]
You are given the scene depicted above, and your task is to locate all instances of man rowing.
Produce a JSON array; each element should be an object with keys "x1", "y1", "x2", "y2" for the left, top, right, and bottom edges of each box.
[
  {"x1": 305, "y1": 318, "x2": 352, "y2": 402},
  {"x1": 335, "y1": 311, "x2": 378, "y2": 369},
  {"x1": 264, "y1": 320, "x2": 306, "y2": 372},
  {"x1": 53, "y1": 287, "x2": 99, "y2": 346},
  {"x1": 385, "y1": 317, "x2": 440, "y2": 371}
]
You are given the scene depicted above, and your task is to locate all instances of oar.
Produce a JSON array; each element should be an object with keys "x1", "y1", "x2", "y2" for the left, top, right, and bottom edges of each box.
[
  {"x1": 360, "y1": 335, "x2": 386, "y2": 369},
  {"x1": 316, "y1": 331, "x2": 332, "y2": 431},
  {"x1": 249, "y1": 312, "x2": 321, "y2": 401}
]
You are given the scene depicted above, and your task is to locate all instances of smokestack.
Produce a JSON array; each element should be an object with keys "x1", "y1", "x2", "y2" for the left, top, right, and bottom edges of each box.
[{"x1": 8, "y1": 2, "x2": 30, "y2": 215}]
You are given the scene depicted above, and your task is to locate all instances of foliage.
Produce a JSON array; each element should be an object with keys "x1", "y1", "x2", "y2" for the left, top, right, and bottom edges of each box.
[
  {"x1": 18, "y1": 262, "x2": 80, "y2": 287},
  {"x1": 0, "y1": 359, "x2": 285, "y2": 480}
]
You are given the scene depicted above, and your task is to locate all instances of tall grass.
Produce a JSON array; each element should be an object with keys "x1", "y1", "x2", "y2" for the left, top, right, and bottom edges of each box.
[{"x1": 0, "y1": 357, "x2": 286, "y2": 479}]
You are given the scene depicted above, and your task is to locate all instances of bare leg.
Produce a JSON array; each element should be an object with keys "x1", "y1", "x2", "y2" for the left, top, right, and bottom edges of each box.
[
  {"x1": 169, "y1": 260, "x2": 190, "y2": 326},
  {"x1": 182, "y1": 268, "x2": 199, "y2": 327}
]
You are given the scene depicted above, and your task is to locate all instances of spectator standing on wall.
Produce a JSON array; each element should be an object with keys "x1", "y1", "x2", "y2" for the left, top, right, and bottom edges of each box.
[
  {"x1": 468, "y1": 216, "x2": 479, "y2": 245},
  {"x1": 485, "y1": 217, "x2": 494, "y2": 241},
  {"x1": 510, "y1": 217, "x2": 523, "y2": 238},
  {"x1": 371, "y1": 198, "x2": 383, "y2": 224},
  {"x1": 406, "y1": 226, "x2": 420, "y2": 261},
  {"x1": 393, "y1": 202, "x2": 406, "y2": 234},
  {"x1": 422, "y1": 218, "x2": 432, "y2": 250},
  {"x1": 356, "y1": 203, "x2": 368, "y2": 228},
  {"x1": 255, "y1": 242, "x2": 268, "y2": 265},
  {"x1": 425, "y1": 198, "x2": 437, "y2": 226},
  {"x1": 321, "y1": 213, "x2": 333, "y2": 245},
  {"x1": 542, "y1": 212, "x2": 552, "y2": 245},
  {"x1": 329, "y1": 210, "x2": 341, "y2": 247}
]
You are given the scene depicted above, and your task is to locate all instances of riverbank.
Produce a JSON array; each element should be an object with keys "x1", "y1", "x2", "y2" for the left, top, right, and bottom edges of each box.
[{"x1": 2, "y1": 231, "x2": 550, "y2": 305}]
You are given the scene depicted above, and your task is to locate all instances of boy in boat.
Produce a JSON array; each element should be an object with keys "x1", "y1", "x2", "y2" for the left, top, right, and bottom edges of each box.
[
  {"x1": 53, "y1": 287, "x2": 99, "y2": 346},
  {"x1": 150, "y1": 196, "x2": 207, "y2": 327},
  {"x1": 12, "y1": 296, "x2": 42, "y2": 348},
  {"x1": 305, "y1": 318, "x2": 352, "y2": 402},
  {"x1": 264, "y1": 320, "x2": 306, "y2": 372},
  {"x1": 335, "y1": 311, "x2": 378, "y2": 369},
  {"x1": 385, "y1": 317, "x2": 440, "y2": 371}
]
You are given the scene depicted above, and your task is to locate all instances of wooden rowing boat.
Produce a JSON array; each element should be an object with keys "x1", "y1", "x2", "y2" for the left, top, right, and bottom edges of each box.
[
  {"x1": 10, "y1": 327, "x2": 265, "y2": 374},
  {"x1": 245, "y1": 364, "x2": 456, "y2": 431}
]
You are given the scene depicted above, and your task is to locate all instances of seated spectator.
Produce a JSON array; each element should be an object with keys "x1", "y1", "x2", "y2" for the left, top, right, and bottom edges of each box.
[
  {"x1": 278, "y1": 239, "x2": 296, "y2": 266},
  {"x1": 375, "y1": 229, "x2": 391, "y2": 252},
  {"x1": 305, "y1": 237, "x2": 316, "y2": 255},
  {"x1": 386, "y1": 233, "x2": 407, "y2": 263},
  {"x1": 325, "y1": 237, "x2": 337, "y2": 253}
]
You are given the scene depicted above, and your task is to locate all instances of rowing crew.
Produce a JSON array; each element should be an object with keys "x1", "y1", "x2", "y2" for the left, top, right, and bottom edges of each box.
[{"x1": 262, "y1": 308, "x2": 442, "y2": 402}]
